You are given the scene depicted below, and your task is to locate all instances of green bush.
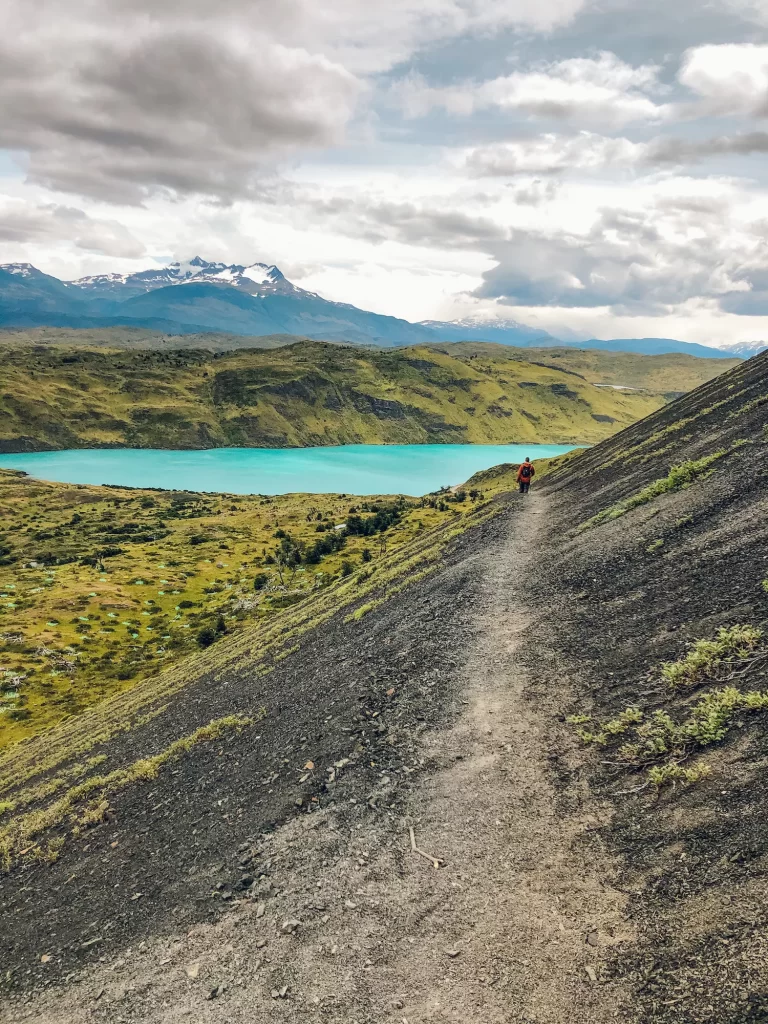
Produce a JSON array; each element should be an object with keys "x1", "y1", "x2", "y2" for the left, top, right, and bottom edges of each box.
[
  {"x1": 196, "y1": 627, "x2": 217, "y2": 648},
  {"x1": 661, "y1": 624, "x2": 763, "y2": 688}
]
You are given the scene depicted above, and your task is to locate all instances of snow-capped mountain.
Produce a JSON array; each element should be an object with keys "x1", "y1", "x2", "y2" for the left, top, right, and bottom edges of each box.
[
  {"x1": 0, "y1": 256, "x2": 755, "y2": 356},
  {"x1": 419, "y1": 315, "x2": 556, "y2": 346},
  {"x1": 715, "y1": 340, "x2": 768, "y2": 358},
  {"x1": 71, "y1": 256, "x2": 290, "y2": 300},
  {"x1": 1, "y1": 262, "x2": 73, "y2": 286}
]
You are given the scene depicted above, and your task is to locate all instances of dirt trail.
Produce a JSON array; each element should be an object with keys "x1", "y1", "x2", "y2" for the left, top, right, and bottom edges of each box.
[{"x1": 10, "y1": 494, "x2": 629, "y2": 1023}]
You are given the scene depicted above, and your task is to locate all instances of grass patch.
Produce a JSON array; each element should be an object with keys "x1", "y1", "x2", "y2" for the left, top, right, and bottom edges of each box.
[
  {"x1": 570, "y1": 624, "x2": 768, "y2": 790},
  {"x1": 578, "y1": 450, "x2": 728, "y2": 531},
  {"x1": 0, "y1": 713, "x2": 256, "y2": 871},
  {"x1": 0, "y1": 469, "x2": 480, "y2": 747}
]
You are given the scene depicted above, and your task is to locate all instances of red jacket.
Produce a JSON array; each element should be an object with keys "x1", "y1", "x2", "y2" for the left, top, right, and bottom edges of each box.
[{"x1": 517, "y1": 462, "x2": 535, "y2": 483}]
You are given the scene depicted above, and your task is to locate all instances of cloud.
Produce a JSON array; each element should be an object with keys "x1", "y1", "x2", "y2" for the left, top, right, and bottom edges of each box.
[
  {"x1": 678, "y1": 43, "x2": 768, "y2": 117},
  {"x1": 465, "y1": 133, "x2": 643, "y2": 175},
  {"x1": 464, "y1": 128, "x2": 768, "y2": 176},
  {"x1": 398, "y1": 52, "x2": 669, "y2": 128},
  {"x1": 290, "y1": 190, "x2": 509, "y2": 249},
  {"x1": 0, "y1": 201, "x2": 145, "y2": 257},
  {"x1": 0, "y1": 11, "x2": 361, "y2": 204},
  {"x1": 473, "y1": 191, "x2": 768, "y2": 315},
  {"x1": 0, "y1": 0, "x2": 593, "y2": 205}
]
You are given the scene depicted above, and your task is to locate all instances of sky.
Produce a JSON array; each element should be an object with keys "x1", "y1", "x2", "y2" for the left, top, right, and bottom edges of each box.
[{"x1": 2, "y1": 0, "x2": 768, "y2": 345}]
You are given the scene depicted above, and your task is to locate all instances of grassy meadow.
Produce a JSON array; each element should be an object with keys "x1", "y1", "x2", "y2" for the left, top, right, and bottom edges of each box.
[
  {"x1": 0, "y1": 339, "x2": 731, "y2": 453},
  {"x1": 0, "y1": 467, "x2": 486, "y2": 747}
]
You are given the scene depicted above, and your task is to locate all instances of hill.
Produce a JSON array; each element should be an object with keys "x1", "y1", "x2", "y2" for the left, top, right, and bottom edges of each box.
[
  {"x1": 0, "y1": 326, "x2": 313, "y2": 352},
  {"x1": 0, "y1": 341, "x2": 732, "y2": 454},
  {"x1": 0, "y1": 353, "x2": 766, "y2": 1022}
]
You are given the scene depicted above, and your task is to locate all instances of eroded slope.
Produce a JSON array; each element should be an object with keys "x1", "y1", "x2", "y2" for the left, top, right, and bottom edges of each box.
[{"x1": 530, "y1": 351, "x2": 768, "y2": 1022}]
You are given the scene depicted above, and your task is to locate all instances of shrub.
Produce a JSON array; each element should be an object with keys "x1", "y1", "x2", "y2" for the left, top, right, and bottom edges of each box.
[
  {"x1": 196, "y1": 627, "x2": 217, "y2": 648},
  {"x1": 648, "y1": 763, "x2": 711, "y2": 789},
  {"x1": 253, "y1": 573, "x2": 270, "y2": 591},
  {"x1": 340, "y1": 560, "x2": 354, "y2": 578},
  {"x1": 661, "y1": 624, "x2": 763, "y2": 688},
  {"x1": 579, "y1": 450, "x2": 729, "y2": 531},
  {"x1": 361, "y1": 548, "x2": 372, "y2": 563}
]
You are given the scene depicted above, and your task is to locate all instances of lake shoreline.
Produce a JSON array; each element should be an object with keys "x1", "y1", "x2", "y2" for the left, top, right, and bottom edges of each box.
[{"x1": 0, "y1": 443, "x2": 579, "y2": 497}]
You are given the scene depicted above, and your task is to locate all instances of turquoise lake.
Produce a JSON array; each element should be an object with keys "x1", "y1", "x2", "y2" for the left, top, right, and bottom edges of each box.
[{"x1": 0, "y1": 444, "x2": 577, "y2": 496}]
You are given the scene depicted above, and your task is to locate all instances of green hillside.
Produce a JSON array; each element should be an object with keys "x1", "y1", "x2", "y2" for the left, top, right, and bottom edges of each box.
[{"x1": 0, "y1": 340, "x2": 732, "y2": 453}]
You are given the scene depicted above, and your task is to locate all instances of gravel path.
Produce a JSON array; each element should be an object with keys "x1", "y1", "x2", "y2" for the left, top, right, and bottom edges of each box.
[{"x1": 7, "y1": 492, "x2": 627, "y2": 1024}]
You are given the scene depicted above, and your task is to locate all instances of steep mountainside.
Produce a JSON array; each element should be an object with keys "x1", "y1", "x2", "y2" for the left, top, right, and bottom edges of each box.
[
  {"x1": 0, "y1": 341, "x2": 715, "y2": 453},
  {"x1": 526, "y1": 352, "x2": 768, "y2": 1021}
]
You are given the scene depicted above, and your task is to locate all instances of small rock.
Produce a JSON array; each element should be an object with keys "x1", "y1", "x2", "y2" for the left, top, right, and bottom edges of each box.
[
  {"x1": 344, "y1": 900, "x2": 358, "y2": 910},
  {"x1": 446, "y1": 949, "x2": 461, "y2": 958},
  {"x1": 279, "y1": 985, "x2": 289, "y2": 999},
  {"x1": 205, "y1": 985, "x2": 220, "y2": 1001},
  {"x1": 255, "y1": 938, "x2": 267, "y2": 949},
  {"x1": 585, "y1": 965, "x2": 598, "y2": 983},
  {"x1": 586, "y1": 929, "x2": 599, "y2": 947},
  {"x1": 40, "y1": 954, "x2": 51, "y2": 964},
  {"x1": 255, "y1": 902, "x2": 266, "y2": 919},
  {"x1": 281, "y1": 919, "x2": 301, "y2": 934},
  {"x1": 186, "y1": 962, "x2": 200, "y2": 980},
  {"x1": 271, "y1": 989, "x2": 280, "y2": 1000},
  {"x1": 235, "y1": 875, "x2": 254, "y2": 891}
]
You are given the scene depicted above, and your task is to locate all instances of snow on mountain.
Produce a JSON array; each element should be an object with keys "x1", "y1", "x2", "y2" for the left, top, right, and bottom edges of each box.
[
  {"x1": 0, "y1": 263, "x2": 35, "y2": 278},
  {"x1": 419, "y1": 314, "x2": 555, "y2": 345},
  {"x1": 1, "y1": 262, "x2": 73, "y2": 286},
  {"x1": 71, "y1": 257, "x2": 289, "y2": 299},
  {"x1": 715, "y1": 340, "x2": 768, "y2": 358},
  {"x1": 421, "y1": 315, "x2": 532, "y2": 331}
]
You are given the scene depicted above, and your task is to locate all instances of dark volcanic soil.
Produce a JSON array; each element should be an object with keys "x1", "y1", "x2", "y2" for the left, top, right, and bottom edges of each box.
[{"x1": 0, "y1": 508, "x2": 503, "y2": 996}]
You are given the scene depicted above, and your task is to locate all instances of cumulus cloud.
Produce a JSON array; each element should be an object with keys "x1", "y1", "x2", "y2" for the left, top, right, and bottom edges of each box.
[
  {"x1": 0, "y1": 10, "x2": 361, "y2": 204},
  {"x1": 465, "y1": 133, "x2": 643, "y2": 175},
  {"x1": 679, "y1": 43, "x2": 768, "y2": 117},
  {"x1": 0, "y1": 201, "x2": 145, "y2": 257},
  {"x1": 474, "y1": 193, "x2": 768, "y2": 315},
  {"x1": 0, "y1": 0, "x2": 593, "y2": 205},
  {"x1": 288, "y1": 190, "x2": 508, "y2": 249},
  {"x1": 399, "y1": 52, "x2": 669, "y2": 128}
]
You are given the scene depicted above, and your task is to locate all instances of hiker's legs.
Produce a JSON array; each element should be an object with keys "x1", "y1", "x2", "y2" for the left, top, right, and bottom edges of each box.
[
  {"x1": 519, "y1": 481, "x2": 525, "y2": 493},
  {"x1": 523, "y1": 482, "x2": 530, "y2": 494}
]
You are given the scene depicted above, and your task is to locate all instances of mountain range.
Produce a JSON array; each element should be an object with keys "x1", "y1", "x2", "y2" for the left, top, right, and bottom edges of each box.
[{"x1": 0, "y1": 257, "x2": 763, "y2": 359}]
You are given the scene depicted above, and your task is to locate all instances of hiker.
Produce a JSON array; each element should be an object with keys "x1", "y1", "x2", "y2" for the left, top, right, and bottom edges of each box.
[{"x1": 517, "y1": 457, "x2": 535, "y2": 494}]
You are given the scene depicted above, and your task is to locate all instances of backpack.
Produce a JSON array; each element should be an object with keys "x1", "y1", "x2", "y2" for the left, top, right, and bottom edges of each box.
[{"x1": 520, "y1": 463, "x2": 532, "y2": 480}]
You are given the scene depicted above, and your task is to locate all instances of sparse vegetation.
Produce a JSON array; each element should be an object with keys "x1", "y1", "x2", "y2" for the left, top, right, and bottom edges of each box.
[
  {"x1": 661, "y1": 625, "x2": 764, "y2": 688},
  {"x1": 578, "y1": 450, "x2": 730, "y2": 531},
  {"x1": 0, "y1": 713, "x2": 255, "y2": 871},
  {"x1": 570, "y1": 624, "x2": 768, "y2": 790}
]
